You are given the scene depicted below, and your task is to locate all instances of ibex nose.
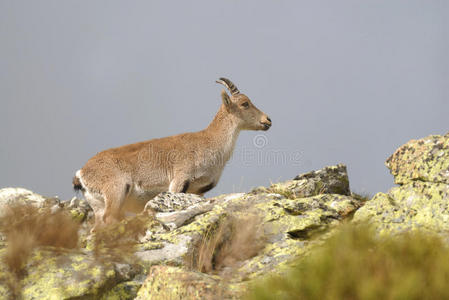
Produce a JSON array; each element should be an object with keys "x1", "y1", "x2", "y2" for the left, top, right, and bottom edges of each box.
[{"x1": 261, "y1": 116, "x2": 272, "y2": 131}]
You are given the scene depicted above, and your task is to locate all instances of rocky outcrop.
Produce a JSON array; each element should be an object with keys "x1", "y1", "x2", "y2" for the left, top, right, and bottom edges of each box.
[
  {"x1": 20, "y1": 249, "x2": 123, "y2": 299},
  {"x1": 0, "y1": 188, "x2": 60, "y2": 215},
  {"x1": 353, "y1": 181, "x2": 449, "y2": 235},
  {"x1": 1, "y1": 132, "x2": 447, "y2": 299},
  {"x1": 0, "y1": 164, "x2": 361, "y2": 299},
  {"x1": 0, "y1": 188, "x2": 92, "y2": 223},
  {"x1": 354, "y1": 132, "x2": 449, "y2": 236},
  {"x1": 268, "y1": 164, "x2": 350, "y2": 198},
  {"x1": 386, "y1": 133, "x2": 449, "y2": 185}
]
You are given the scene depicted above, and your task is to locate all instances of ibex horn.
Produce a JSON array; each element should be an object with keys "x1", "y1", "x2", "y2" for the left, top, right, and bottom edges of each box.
[{"x1": 215, "y1": 77, "x2": 240, "y2": 95}]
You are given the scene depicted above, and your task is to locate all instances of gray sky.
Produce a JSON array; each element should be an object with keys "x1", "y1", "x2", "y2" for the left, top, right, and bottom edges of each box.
[{"x1": 1, "y1": 1, "x2": 448, "y2": 200}]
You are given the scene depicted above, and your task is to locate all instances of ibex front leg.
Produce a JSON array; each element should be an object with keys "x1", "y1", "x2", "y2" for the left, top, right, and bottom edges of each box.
[{"x1": 169, "y1": 177, "x2": 190, "y2": 193}]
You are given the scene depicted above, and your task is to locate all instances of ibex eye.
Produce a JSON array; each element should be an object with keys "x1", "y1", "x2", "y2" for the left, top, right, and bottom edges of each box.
[{"x1": 241, "y1": 102, "x2": 249, "y2": 108}]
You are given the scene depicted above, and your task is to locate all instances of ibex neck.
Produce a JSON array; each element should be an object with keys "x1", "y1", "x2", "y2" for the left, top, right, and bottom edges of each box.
[
  {"x1": 205, "y1": 105, "x2": 241, "y2": 157},
  {"x1": 206, "y1": 105, "x2": 240, "y2": 135}
]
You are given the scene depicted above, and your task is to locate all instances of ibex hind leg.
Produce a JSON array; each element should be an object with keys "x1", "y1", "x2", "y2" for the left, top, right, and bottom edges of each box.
[
  {"x1": 102, "y1": 180, "x2": 132, "y2": 225},
  {"x1": 83, "y1": 190, "x2": 106, "y2": 233}
]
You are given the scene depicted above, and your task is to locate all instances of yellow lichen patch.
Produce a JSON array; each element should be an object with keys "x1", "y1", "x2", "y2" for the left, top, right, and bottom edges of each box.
[
  {"x1": 140, "y1": 241, "x2": 164, "y2": 251},
  {"x1": 72, "y1": 261, "x2": 88, "y2": 271},
  {"x1": 101, "y1": 281, "x2": 142, "y2": 300},
  {"x1": 91, "y1": 266, "x2": 102, "y2": 277},
  {"x1": 354, "y1": 181, "x2": 449, "y2": 235},
  {"x1": 18, "y1": 249, "x2": 119, "y2": 300}
]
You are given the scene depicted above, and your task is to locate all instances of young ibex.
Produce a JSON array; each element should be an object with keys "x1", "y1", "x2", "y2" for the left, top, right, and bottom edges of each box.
[{"x1": 73, "y1": 78, "x2": 271, "y2": 231}]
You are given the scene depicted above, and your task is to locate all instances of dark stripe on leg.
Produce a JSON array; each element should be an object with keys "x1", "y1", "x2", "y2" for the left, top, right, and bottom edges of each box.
[
  {"x1": 181, "y1": 180, "x2": 190, "y2": 193},
  {"x1": 125, "y1": 183, "x2": 131, "y2": 195}
]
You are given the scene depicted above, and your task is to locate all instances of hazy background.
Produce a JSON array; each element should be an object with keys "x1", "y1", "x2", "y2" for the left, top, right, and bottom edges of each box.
[{"x1": 1, "y1": 1, "x2": 448, "y2": 200}]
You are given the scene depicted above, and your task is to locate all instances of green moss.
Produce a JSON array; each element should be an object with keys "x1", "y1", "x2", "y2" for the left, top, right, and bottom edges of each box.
[{"x1": 246, "y1": 224, "x2": 449, "y2": 300}]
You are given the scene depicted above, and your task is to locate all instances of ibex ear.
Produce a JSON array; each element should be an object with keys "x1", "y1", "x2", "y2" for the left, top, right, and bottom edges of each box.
[{"x1": 221, "y1": 90, "x2": 231, "y2": 107}]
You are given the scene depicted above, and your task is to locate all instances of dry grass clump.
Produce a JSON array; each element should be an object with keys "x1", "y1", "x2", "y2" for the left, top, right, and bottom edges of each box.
[
  {"x1": 247, "y1": 224, "x2": 449, "y2": 300},
  {"x1": 91, "y1": 214, "x2": 149, "y2": 261},
  {"x1": 0, "y1": 204, "x2": 80, "y2": 275},
  {"x1": 189, "y1": 215, "x2": 265, "y2": 274},
  {"x1": 0, "y1": 204, "x2": 150, "y2": 298},
  {"x1": 0, "y1": 204, "x2": 80, "y2": 298}
]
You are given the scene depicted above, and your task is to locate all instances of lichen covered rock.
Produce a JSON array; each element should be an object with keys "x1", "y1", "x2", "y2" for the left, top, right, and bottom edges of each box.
[
  {"x1": 100, "y1": 280, "x2": 142, "y2": 300},
  {"x1": 144, "y1": 192, "x2": 205, "y2": 213},
  {"x1": 268, "y1": 164, "x2": 350, "y2": 198},
  {"x1": 234, "y1": 193, "x2": 360, "y2": 279},
  {"x1": 66, "y1": 197, "x2": 93, "y2": 223},
  {"x1": 1, "y1": 132, "x2": 446, "y2": 298},
  {"x1": 135, "y1": 165, "x2": 360, "y2": 288},
  {"x1": 355, "y1": 132, "x2": 449, "y2": 236},
  {"x1": 386, "y1": 133, "x2": 449, "y2": 185},
  {"x1": 353, "y1": 181, "x2": 449, "y2": 235},
  {"x1": 0, "y1": 247, "x2": 138, "y2": 300},
  {"x1": 0, "y1": 188, "x2": 60, "y2": 215},
  {"x1": 0, "y1": 164, "x2": 360, "y2": 299},
  {"x1": 21, "y1": 249, "x2": 120, "y2": 299},
  {"x1": 135, "y1": 266, "x2": 240, "y2": 300}
]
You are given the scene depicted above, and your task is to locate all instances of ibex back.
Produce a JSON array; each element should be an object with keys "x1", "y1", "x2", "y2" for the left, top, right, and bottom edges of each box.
[{"x1": 73, "y1": 78, "x2": 272, "y2": 231}]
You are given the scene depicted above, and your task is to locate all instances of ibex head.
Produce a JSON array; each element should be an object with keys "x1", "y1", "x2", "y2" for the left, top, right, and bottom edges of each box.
[{"x1": 216, "y1": 77, "x2": 272, "y2": 131}]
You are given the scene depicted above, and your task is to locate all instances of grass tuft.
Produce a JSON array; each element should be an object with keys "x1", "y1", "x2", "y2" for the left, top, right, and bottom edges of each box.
[
  {"x1": 0, "y1": 204, "x2": 80, "y2": 297},
  {"x1": 188, "y1": 215, "x2": 265, "y2": 275},
  {"x1": 247, "y1": 224, "x2": 449, "y2": 300}
]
